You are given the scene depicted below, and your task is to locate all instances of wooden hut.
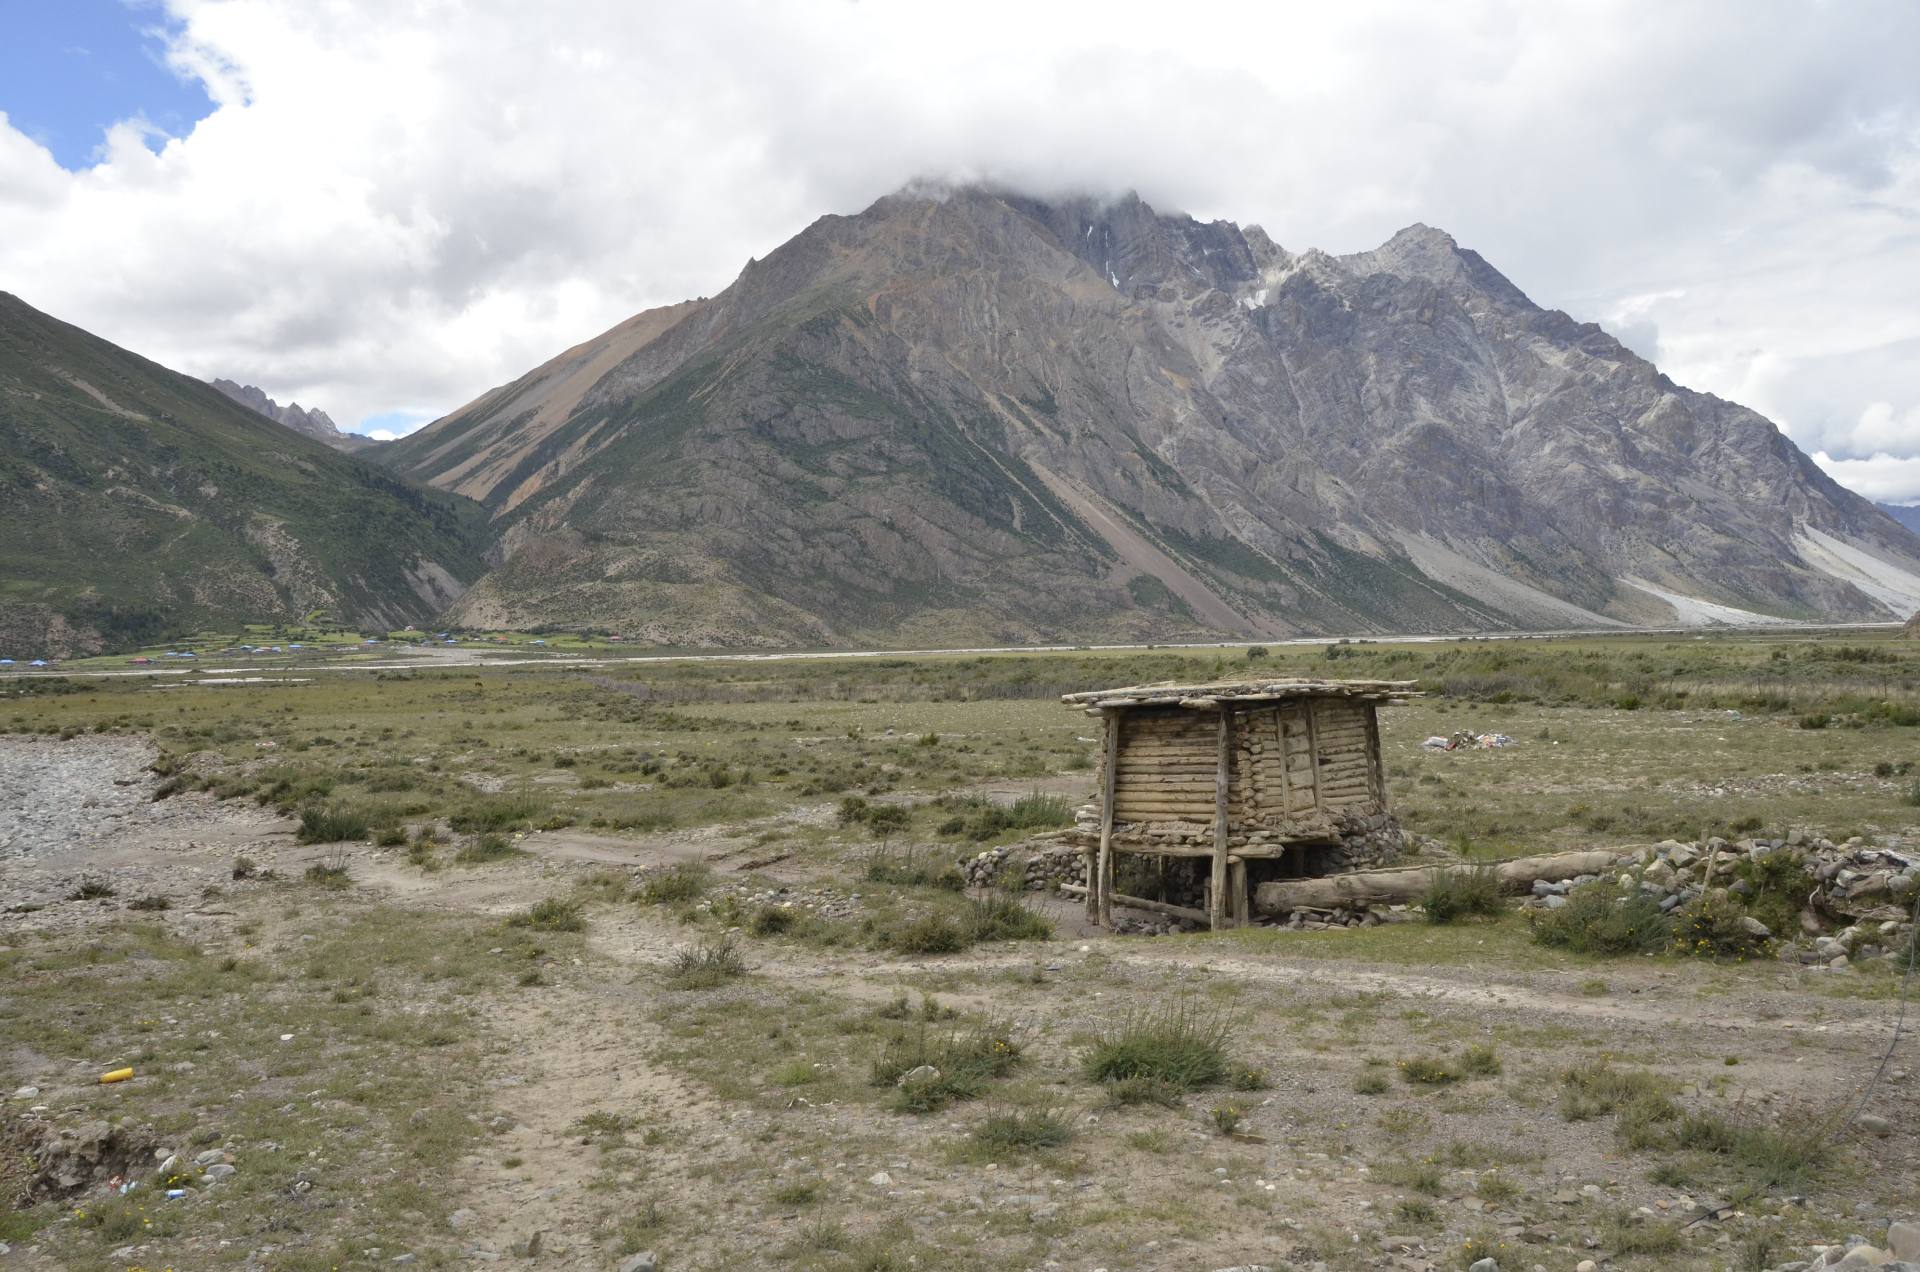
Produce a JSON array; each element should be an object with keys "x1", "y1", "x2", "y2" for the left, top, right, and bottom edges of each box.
[{"x1": 1061, "y1": 677, "x2": 1418, "y2": 930}]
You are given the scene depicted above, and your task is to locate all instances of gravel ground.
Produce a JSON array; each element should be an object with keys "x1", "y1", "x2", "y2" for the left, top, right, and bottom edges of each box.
[{"x1": 0, "y1": 734, "x2": 173, "y2": 859}]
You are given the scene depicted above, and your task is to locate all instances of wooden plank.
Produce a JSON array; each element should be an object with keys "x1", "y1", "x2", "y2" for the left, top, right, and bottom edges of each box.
[
  {"x1": 1060, "y1": 883, "x2": 1210, "y2": 925},
  {"x1": 1304, "y1": 699, "x2": 1325, "y2": 815},
  {"x1": 1211, "y1": 707, "x2": 1231, "y2": 931},
  {"x1": 1365, "y1": 704, "x2": 1385, "y2": 806},
  {"x1": 1095, "y1": 709, "x2": 1117, "y2": 925}
]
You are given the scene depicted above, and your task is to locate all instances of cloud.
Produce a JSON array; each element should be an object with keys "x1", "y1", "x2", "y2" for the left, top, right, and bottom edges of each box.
[
  {"x1": 0, "y1": 0, "x2": 1915, "y2": 471},
  {"x1": 1814, "y1": 451, "x2": 1920, "y2": 504}
]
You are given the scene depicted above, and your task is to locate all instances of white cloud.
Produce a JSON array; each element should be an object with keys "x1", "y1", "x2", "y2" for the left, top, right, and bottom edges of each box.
[
  {"x1": 0, "y1": 0, "x2": 1916, "y2": 472},
  {"x1": 1814, "y1": 452, "x2": 1920, "y2": 504}
]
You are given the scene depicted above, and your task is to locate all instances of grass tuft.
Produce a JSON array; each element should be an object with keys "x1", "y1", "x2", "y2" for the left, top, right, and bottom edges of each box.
[
  {"x1": 1083, "y1": 1003, "x2": 1231, "y2": 1094},
  {"x1": 508, "y1": 897, "x2": 585, "y2": 933},
  {"x1": 1421, "y1": 864, "x2": 1505, "y2": 924},
  {"x1": 665, "y1": 935, "x2": 746, "y2": 989}
]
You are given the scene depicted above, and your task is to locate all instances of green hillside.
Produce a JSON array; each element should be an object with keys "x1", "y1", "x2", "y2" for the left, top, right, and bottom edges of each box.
[{"x1": 0, "y1": 292, "x2": 489, "y2": 656}]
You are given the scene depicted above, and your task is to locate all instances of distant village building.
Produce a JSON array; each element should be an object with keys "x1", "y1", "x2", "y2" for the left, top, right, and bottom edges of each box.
[{"x1": 1062, "y1": 677, "x2": 1416, "y2": 929}]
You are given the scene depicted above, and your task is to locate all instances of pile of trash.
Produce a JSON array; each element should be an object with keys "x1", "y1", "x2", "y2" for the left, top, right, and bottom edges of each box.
[
  {"x1": 1521, "y1": 830, "x2": 1918, "y2": 965},
  {"x1": 1421, "y1": 730, "x2": 1516, "y2": 751}
]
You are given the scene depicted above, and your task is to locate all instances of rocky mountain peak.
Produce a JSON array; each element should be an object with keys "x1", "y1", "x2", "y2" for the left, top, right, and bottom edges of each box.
[
  {"x1": 379, "y1": 180, "x2": 1920, "y2": 646},
  {"x1": 208, "y1": 378, "x2": 367, "y2": 451}
]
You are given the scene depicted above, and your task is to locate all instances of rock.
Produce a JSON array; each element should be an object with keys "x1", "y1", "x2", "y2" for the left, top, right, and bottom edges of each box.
[
  {"x1": 202, "y1": 1163, "x2": 236, "y2": 1181},
  {"x1": 1831, "y1": 954, "x2": 1852, "y2": 971},
  {"x1": 897, "y1": 1065, "x2": 940, "y2": 1087},
  {"x1": 1858, "y1": 1114, "x2": 1894, "y2": 1137},
  {"x1": 192, "y1": 1148, "x2": 230, "y2": 1168},
  {"x1": 1889, "y1": 1223, "x2": 1920, "y2": 1262},
  {"x1": 1739, "y1": 915, "x2": 1771, "y2": 938},
  {"x1": 448, "y1": 1208, "x2": 477, "y2": 1233},
  {"x1": 867, "y1": 1171, "x2": 893, "y2": 1187},
  {"x1": 616, "y1": 1254, "x2": 658, "y2": 1272},
  {"x1": 11, "y1": 1086, "x2": 38, "y2": 1100},
  {"x1": 1576, "y1": 1263, "x2": 1597, "y2": 1272},
  {"x1": 1468, "y1": 1259, "x2": 1499, "y2": 1272},
  {"x1": 1834, "y1": 1247, "x2": 1892, "y2": 1268}
]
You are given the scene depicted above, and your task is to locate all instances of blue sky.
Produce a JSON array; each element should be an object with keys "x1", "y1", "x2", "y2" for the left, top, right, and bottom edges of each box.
[{"x1": 0, "y1": 0, "x2": 214, "y2": 170}]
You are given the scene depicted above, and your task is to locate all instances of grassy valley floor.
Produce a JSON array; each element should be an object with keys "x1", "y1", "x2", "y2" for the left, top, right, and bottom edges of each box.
[{"x1": 1, "y1": 630, "x2": 1917, "y2": 1270}]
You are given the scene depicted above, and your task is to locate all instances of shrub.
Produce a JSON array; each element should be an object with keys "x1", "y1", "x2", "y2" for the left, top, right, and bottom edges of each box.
[
  {"x1": 1207, "y1": 1104, "x2": 1245, "y2": 1136},
  {"x1": 1475, "y1": 1172, "x2": 1520, "y2": 1204},
  {"x1": 373, "y1": 826, "x2": 408, "y2": 847},
  {"x1": 304, "y1": 858, "x2": 351, "y2": 889},
  {"x1": 749, "y1": 905, "x2": 796, "y2": 936},
  {"x1": 1796, "y1": 713, "x2": 1831, "y2": 730},
  {"x1": 1557, "y1": 1062, "x2": 1675, "y2": 1124},
  {"x1": 127, "y1": 895, "x2": 170, "y2": 912},
  {"x1": 1353, "y1": 1070, "x2": 1391, "y2": 1095},
  {"x1": 964, "y1": 894, "x2": 1053, "y2": 943},
  {"x1": 872, "y1": 1018, "x2": 1022, "y2": 1112},
  {"x1": 1375, "y1": 1157, "x2": 1444, "y2": 1195},
  {"x1": 455, "y1": 832, "x2": 521, "y2": 864},
  {"x1": 1529, "y1": 881, "x2": 1670, "y2": 954},
  {"x1": 1393, "y1": 1198, "x2": 1438, "y2": 1225},
  {"x1": 1083, "y1": 1004, "x2": 1231, "y2": 1093},
  {"x1": 1456, "y1": 1044, "x2": 1502, "y2": 1077},
  {"x1": 666, "y1": 935, "x2": 746, "y2": 989},
  {"x1": 1229, "y1": 1066, "x2": 1270, "y2": 1091},
  {"x1": 231, "y1": 856, "x2": 259, "y2": 880},
  {"x1": 1398, "y1": 1056, "x2": 1461, "y2": 1086},
  {"x1": 885, "y1": 913, "x2": 968, "y2": 955},
  {"x1": 68, "y1": 878, "x2": 116, "y2": 901},
  {"x1": 1421, "y1": 865, "x2": 1505, "y2": 924},
  {"x1": 969, "y1": 1108, "x2": 1071, "y2": 1157},
  {"x1": 1604, "y1": 1212, "x2": 1685, "y2": 1256},
  {"x1": 864, "y1": 805, "x2": 911, "y2": 840},
  {"x1": 1106, "y1": 1075, "x2": 1187, "y2": 1106},
  {"x1": 770, "y1": 1178, "x2": 821, "y2": 1207},
  {"x1": 508, "y1": 897, "x2": 585, "y2": 933},
  {"x1": 863, "y1": 845, "x2": 964, "y2": 890},
  {"x1": 449, "y1": 792, "x2": 546, "y2": 833},
  {"x1": 638, "y1": 861, "x2": 710, "y2": 905},
  {"x1": 296, "y1": 801, "x2": 369, "y2": 844},
  {"x1": 1671, "y1": 891, "x2": 1771, "y2": 959},
  {"x1": 934, "y1": 791, "x2": 1075, "y2": 841},
  {"x1": 1731, "y1": 849, "x2": 1808, "y2": 937}
]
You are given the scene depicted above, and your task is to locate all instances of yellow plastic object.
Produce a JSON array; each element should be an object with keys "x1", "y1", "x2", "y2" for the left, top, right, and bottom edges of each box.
[{"x1": 99, "y1": 1067, "x2": 134, "y2": 1084}]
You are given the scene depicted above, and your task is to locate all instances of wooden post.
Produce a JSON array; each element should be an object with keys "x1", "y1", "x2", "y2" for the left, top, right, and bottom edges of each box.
[
  {"x1": 1303, "y1": 698, "x2": 1325, "y2": 814},
  {"x1": 1230, "y1": 859, "x2": 1249, "y2": 926},
  {"x1": 1364, "y1": 703, "x2": 1385, "y2": 808},
  {"x1": 1211, "y1": 706, "x2": 1231, "y2": 931},
  {"x1": 1095, "y1": 708, "x2": 1119, "y2": 928}
]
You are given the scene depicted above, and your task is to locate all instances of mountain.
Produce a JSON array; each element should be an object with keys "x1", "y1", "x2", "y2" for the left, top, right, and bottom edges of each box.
[
  {"x1": 1879, "y1": 503, "x2": 1920, "y2": 537},
  {"x1": 0, "y1": 292, "x2": 488, "y2": 656},
  {"x1": 382, "y1": 185, "x2": 1920, "y2": 646},
  {"x1": 209, "y1": 378, "x2": 371, "y2": 451}
]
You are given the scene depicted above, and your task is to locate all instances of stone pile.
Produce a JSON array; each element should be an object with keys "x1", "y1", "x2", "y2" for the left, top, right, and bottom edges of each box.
[
  {"x1": 1762, "y1": 1218, "x2": 1920, "y2": 1270},
  {"x1": 1519, "y1": 831, "x2": 1917, "y2": 964},
  {"x1": 961, "y1": 844, "x2": 1086, "y2": 892},
  {"x1": 1276, "y1": 902, "x2": 1416, "y2": 931}
]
